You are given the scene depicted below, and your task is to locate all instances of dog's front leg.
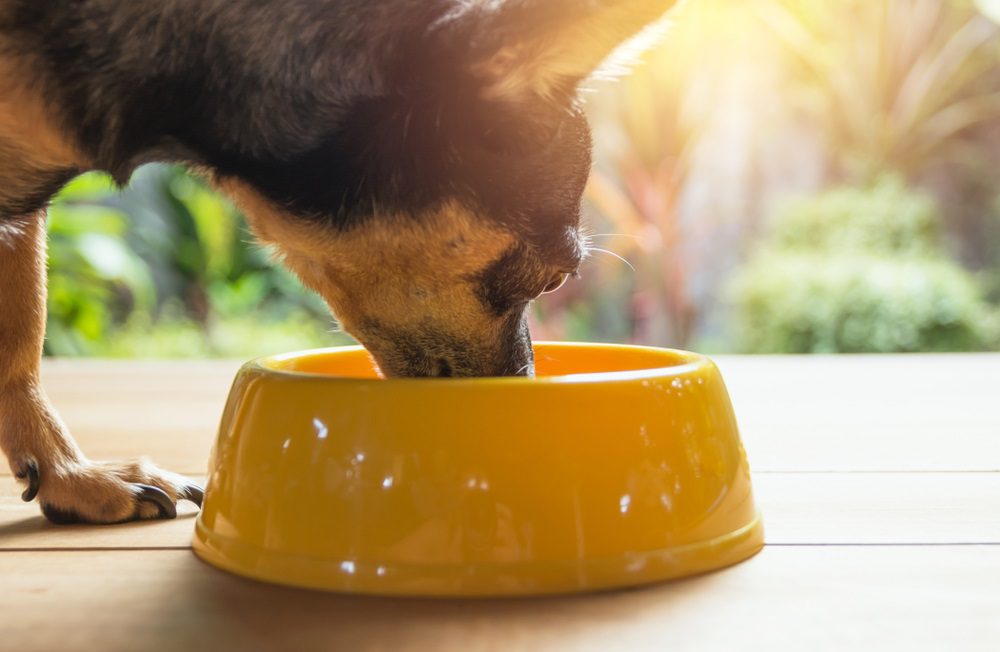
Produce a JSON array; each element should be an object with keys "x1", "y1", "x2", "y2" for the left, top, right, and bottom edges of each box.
[{"x1": 0, "y1": 212, "x2": 202, "y2": 523}]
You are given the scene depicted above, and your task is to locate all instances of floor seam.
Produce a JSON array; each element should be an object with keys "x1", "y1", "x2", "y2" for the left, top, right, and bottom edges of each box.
[
  {"x1": 2, "y1": 542, "x2": 998, "y2": 553},
  {"x1": 0, "y1": 546, "x2": 192, "y2": 552}
]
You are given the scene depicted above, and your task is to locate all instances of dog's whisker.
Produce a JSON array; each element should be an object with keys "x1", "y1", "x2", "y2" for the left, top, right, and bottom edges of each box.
[
  {"x1": 588, "y1": 233, "x2": 644, "y2": 240},
  {"x1": 589, "y1": 247, "x2": 636, "y2": 272}
]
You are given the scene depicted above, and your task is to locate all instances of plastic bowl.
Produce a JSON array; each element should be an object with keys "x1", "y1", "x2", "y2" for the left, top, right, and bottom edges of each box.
[{"x1": 192, "y1": 343, "x2": 763, "y2": 596}]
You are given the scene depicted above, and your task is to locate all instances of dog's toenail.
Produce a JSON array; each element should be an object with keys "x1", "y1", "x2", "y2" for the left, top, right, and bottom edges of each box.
[
  {"x1": 18, "y1": 460, "x2": 39, "y2": 502},
  {"x1": 133, "y1": 484, "x2": 177, "y2": 520},
  {"x1": 180, "y1": 483, "x2": 204, "y2": 508}
]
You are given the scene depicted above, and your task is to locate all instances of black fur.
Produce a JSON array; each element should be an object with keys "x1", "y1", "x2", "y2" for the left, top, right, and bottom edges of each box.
[
  {"x1": 3, "y1": 0, "x2": 591, "y2": 257},
  {"x1": 41, "y1": 502, "x2": 83, "y2": 525},
  {"x1": 0, "y1": 163, "x2": 78, "y2": 216},
  {"x1": 477, "y1": 244, "x2": 544, "y2": 317}
]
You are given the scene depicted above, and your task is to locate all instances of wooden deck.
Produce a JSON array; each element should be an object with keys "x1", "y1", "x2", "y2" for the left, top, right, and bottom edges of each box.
[{"x1": 2, "y1": 355, "x2": 998, "y2": 651}]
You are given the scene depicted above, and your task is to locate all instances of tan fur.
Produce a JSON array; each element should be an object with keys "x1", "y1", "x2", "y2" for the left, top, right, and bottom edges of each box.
[
  {"x1": 219, "y1": 179, "x2": 538, "y2": 375},
  {"x1": 0, "y1": 51, "x2": 88, "y2": 198},
  {"x1": 0, "y1": 216, "x2": 53, "y2": 391}
]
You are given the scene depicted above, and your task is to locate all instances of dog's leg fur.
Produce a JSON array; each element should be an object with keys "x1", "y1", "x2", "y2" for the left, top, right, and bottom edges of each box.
[
  {"x1": 0, "y1": 49, "x2": 201, "y2": 523},
  {"x1": 0, "y1": 212, "x2": 203, "y2": 523}
]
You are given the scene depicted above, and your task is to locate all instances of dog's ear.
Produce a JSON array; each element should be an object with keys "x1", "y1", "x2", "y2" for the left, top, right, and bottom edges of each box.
[{"x1": 438, "y1": 0, "x2": 680, "y2": 106}]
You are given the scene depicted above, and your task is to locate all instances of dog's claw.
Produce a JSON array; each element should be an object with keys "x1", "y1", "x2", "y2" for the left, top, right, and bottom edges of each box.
[
  {"x1": 179, "y1": 483, "x2": 204, "y2": 508},
  {"x1": 16, "y1": 460, "x2": 40, "y2": 503},
  {"x1": 134, "y1": 483, "x2": 177, "y2": 519}
]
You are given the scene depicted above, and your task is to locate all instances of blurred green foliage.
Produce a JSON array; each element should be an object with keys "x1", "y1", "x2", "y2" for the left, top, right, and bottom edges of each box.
[
  {"x1": 729, "y1": 176, "x2": 999, "y2": 352},
  {"x1": 47, "y1": 166, "x2": 348, "y2": 357}
]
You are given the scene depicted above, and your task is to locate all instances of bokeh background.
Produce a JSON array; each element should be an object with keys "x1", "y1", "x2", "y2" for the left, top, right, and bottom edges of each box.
[{"x1": 46, "y1": 0, "x2": 1000, "y2": 358}]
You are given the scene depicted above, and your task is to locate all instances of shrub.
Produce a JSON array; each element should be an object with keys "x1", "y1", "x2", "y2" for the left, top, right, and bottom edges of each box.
[
  {"x1": 46, "y1": 166, "x2": 339, "y2": 357},
  {"x1": 729, "y1": 176, "x2": 998, "y2": 352}
]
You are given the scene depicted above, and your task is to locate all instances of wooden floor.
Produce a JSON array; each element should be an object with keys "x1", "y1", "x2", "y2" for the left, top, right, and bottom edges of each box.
[{"x1": 2, "y1": 355, "x2": 998, "y2": 651}]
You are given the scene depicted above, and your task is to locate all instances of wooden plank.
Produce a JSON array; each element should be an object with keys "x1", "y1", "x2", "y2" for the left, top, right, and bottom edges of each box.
[
  {"x1": 752, "y1": 472, "x2": 1000, "y2": 544},
  {"x1": 1, "y1": 546, "x2": 997, "y2": 652},
  {"x1": 715, "y1": 354, "x2": 1000, "y2": 472},
  {"x1": 2, "y1": 473, "x2": 997, "y2": 550}
]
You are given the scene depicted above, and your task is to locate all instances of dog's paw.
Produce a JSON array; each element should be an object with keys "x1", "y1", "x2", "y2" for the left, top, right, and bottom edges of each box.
[{"x1": 16, "y1": 456, "x2": 203, "y2": 525}]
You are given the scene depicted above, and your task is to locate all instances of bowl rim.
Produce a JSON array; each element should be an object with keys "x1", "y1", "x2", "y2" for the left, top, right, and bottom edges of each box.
[{"x1": 248, "y1": 341, "x2": 710, "y2": 387}]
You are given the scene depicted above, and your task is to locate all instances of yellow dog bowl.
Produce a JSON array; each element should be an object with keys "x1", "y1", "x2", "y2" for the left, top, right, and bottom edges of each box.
[{"x1": 193, "y1": 343, "x2": 763, "y2": 596}]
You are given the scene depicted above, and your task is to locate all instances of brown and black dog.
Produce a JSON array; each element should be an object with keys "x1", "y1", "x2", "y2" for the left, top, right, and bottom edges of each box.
[{"x1": 0, "y1": 0, "x2": 678, "y2": 524}]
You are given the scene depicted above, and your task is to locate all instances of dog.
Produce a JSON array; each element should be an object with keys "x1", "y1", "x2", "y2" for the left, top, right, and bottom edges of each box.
[{"x1": 0, "y1": 0, "x2": 678, "y2": 524}]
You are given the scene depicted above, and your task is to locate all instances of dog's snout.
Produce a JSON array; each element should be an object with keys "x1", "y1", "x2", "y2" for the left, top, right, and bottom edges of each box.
[
  {"x1": 413, "y1": 348, "x2": 531, "y2": 378},
  {"x1": 432, "y1": 358, "x2": 453, "y2": 378},
  {"x1": 355, "y1": 311, "x2": 534, "y2": 378},
  {"x1": 364, "y1": 332, "x2": 533, "y2": 378}
]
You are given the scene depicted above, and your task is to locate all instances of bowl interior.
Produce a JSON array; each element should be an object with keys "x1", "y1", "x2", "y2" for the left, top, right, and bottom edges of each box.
[{"x1": 261, "y1": 342, "x2": 701, "y2": 381}]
